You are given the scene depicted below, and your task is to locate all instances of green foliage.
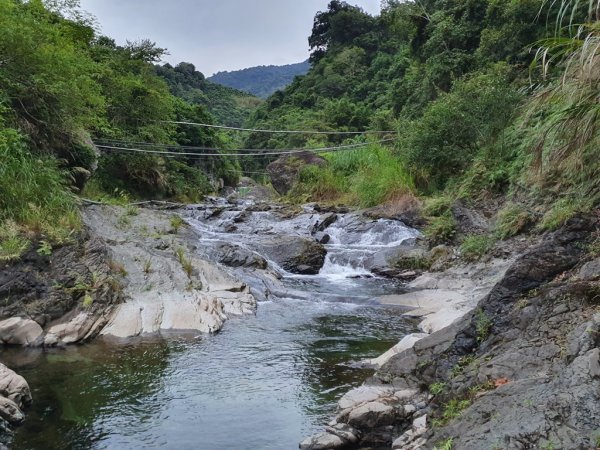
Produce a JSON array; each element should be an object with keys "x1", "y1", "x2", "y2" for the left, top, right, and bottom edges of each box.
[
  {"x1": 37, "y1": 240, "x2": 53, "y2": 257},
  {"x1": 429, "y1": 382, "x2": 447, "y2": 396},
  {"x1": 495, "y1": 203, "x2": 532, "y2": 239},
  {"x1": 208, "y1": 61, "x2": 310, "y2": 99},
  {"x1": 434, "y1": 437, "x2": 454, "y2": 450},
  {"x1": 0, "y1": 120, "x2": 80, "y2": 242},
  {"x1": 400, "y1": 66, "x2": 521, "y2": 189},
  {"x1": 538, "y1": 197, "x2": 592, "y2": 231},
  {"x1": 425, "y1": 214, "x2": 456, "y2": 244},
  {"x1": 0, "y1": 221, "x2": 30, "y2": 262},
  {"x1": 170, "y1": 216, "x2": 185, "y2": 233},
  {"x1": 289, "y1": 144, "x2": 414, "y2": 207},
  {"x1": 475, "y1": 309, "x2": 493, "y2": 342},
  {"x1": 440, "y1": 399, "x2": 471, "y2": 424},
  {"x1": 460, "y1": 235, "x2": 495, "y2": 260}
]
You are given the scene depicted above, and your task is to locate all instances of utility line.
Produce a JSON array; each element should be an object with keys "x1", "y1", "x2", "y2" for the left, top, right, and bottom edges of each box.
[
  {"x1": 93, "y1": 139, "x2": 396, "y2": 157},
  {"x1": 160, "y1": 120, "x2": 397, "y2": 135}
]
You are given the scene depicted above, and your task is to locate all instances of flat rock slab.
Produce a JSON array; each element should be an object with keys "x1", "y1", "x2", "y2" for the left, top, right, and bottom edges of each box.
[
  {"x1": 100, "y1": 293, "x2": 226, "y2": 338},
  {"x1": 338, "y1": 385, "x2": 394, "y2": 410},
  {"x1": 379, "y1": 290, "x2": 466, "y2": 310},
  {"x1": 366, "y1": 333, "x2": 429, "y2": 368},
  {"x1": 347, "y1": 401, "x2": 395, "y2": 428}
]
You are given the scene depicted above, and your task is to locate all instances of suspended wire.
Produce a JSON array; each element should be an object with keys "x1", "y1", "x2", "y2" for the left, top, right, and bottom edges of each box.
[
  {"x1": 160, "y1": 120, "x2": 397, "y2": 135},
  {"x1": 93, "y1": 138, "x2": 396, "y2": 157}
]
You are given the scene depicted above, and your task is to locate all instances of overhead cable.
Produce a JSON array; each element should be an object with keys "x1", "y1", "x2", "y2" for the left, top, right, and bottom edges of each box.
[
  {"x1": 93, "y1": 139, "x2": 396, "y2": 157},
  {"x1": 161, "y1": 120, "x2": 397, "y2": 135}
]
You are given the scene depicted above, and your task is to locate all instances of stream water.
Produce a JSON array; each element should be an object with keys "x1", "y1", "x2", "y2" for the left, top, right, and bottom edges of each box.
[{"x1": 2, "y1": 201, "x2": 420, "y2": 450}]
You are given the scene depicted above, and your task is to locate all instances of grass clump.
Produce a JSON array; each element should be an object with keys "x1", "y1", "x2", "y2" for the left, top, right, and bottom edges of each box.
[
  {"x1": 0, "y1": 221, "x2": 30, "y2": 262},
  {"x1": 434, "y1": 437, "x2": 454, "y2": 450},
  {"x1": 460, "y1": 235, "x2": 494, "y2": 260},
  {"x1": 0, "y1": 125, "x2": 81, "y2": 244},
  {"x1": 494, "y1": 202, "x2": 531, "y2": 239},
  {"x1": 425, "y1": 213, "x2": 456, "y2": 244},
  {"x1": 429, "y1": 382, "x2": 447, "y2": 396},
  {"x1": 289, "y1": 143, "x2": 414, "y2": 208},
  {"x1": 475, "y1": 309, "x2": 493, "y2": 343},
  {"x1": 538, "y1": 198, "x2": 592, "y2": 231},
  {"x1": 170, "y1": 216, "x2": 185, "y2": 233}
]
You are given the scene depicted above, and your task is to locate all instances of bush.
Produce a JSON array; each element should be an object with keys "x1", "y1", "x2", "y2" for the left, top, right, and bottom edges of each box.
[
  {"x1": 401, "y1": 66, "x2": 520, "y2": 189},
  {"x1": 425, "y1": 213, "x2": 456, "y2": 244},
  {"x1": 494, "y1": 203, "x2": 532, "y2": 239},
  {"x1": 289, "y1": 143, "x2": 414, "y2": 207},
  {"x1": 460, "y1": 235, "x2": 495, "y2": 260},
  {"x1": 0, "y1": 125, "x2": 80, "y2": 242}
]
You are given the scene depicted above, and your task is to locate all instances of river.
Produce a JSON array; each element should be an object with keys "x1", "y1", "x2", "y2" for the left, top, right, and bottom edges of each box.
[{"x1": 2, "y1": 200, "x2": 420, "y2": 449}]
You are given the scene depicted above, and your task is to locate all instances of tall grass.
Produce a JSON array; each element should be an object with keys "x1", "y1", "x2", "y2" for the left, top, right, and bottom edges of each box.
[
  {"x1": 527, "y1": 1, "x2": 600, "y2": 206},
  {"x1": 291, "y1": 143, "x2": 414, "y2": 207},
  {"x1": 0, "y1": 125, "x2": 80, "y2": 245}
]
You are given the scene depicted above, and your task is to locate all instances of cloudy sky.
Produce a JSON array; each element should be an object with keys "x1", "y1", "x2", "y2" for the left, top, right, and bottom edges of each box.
[{"x1": 79, "y1": 0, "x2": 381, "y2": 76}]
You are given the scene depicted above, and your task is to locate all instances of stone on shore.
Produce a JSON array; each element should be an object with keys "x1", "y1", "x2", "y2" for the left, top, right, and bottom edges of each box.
[{"x1": 0, "y1": 318, "x2": 43, "y2": 346}]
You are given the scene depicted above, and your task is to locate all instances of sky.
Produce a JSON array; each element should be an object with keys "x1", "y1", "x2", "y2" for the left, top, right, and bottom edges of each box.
[{"x1": 79, "y1": 0, "x2": 381, "y2": 76}]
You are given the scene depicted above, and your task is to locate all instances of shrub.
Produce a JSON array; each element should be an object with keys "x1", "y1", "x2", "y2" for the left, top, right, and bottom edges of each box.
[
  {"x1": 460, "y1": 235, "x2": 495, "y2": 260},
  {"x1": 538, "y1": 198, "x2": 591, "y2": 231},
  {"x1": 0, "y1": 124, "x2": 80, "y2": 243},
  {"x1": 425, "y1": 213, "x2": 456, "y2": 244},
  {"x1": 495, "y1": 203, "x2": 532, "y2": 239}
]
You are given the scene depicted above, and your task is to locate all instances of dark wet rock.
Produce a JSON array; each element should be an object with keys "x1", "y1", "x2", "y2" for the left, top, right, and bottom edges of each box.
[
  {"x1": 266, "y1": 151, "x2": 327, "y2": 195},
  {"x1": 311, "y1": 213, "x2": 338, "y2": 234},
  {"x1": 377, "y1": 215, "x2": 600, "y2": 449},
  {"x1": 252, "y1": 235, "x2": 326, "y2": 275},
  {"x1": 313, "y1": 204, "x2": 350, "y2": 214},
  {"x1": 315, "y1": 232, "x2": 330, "y2": 244},
  {"x1": 0, "y1": 231, "x2": 124, "y2": 334},
  {"x1": 214, "y1": 243, "x2": 268, "y2": 270}
]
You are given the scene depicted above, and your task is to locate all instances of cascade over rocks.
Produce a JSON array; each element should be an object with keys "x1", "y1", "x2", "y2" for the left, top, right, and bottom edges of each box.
[{"x1": 301, "y1": 214, "x2": 600, "y2": 449}]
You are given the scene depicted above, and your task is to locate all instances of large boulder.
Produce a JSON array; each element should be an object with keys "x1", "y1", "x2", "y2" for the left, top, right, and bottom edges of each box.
[
  {"x1": 0, "y1": 318, "x2": 43, "y2": 346},
  {"x1": 214, "y1": 243, "x2": 268, "y2": 270},
  {"x1": 266, "y1": 151, "x2": 327, "y2": 195},
  {"x1": 252, "y1": 235, "x2": 327, "y2": 274}
]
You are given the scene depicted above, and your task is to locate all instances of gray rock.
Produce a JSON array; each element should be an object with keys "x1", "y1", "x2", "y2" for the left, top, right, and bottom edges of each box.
[
  {"x1": 252, "y1": 235, "x2": 326, "y2": 275},
  {"x1": 0, "y1": 318, "x2": 43, "y2": 346},
  {"x1": 0, "y1": 397, "x2": 24, "y2": 425},
  {"x1": 215, "y1": 243, "x2": 268, "y2": 270},
  {"x1": 299, "y1": 432, "x2": 347, "y2": 450},
  {"x1": 266, "y1": 151, "x2": 327, "y2": 195},
  {"x1": 578, "y1": 257, "x2": 600, "y2": 280},
  {"x1": 346, "y1": 401, "x2": 395, "y2": 428},
  {"x1": 0, "y1": 364, "x2": 31, "y2": 408}
]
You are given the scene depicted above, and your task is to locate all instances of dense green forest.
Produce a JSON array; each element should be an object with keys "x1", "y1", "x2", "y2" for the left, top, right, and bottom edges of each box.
[
  {"x1": 156, "y1": 62, "x2": 262, "y2": 127},
  {"x1": 208, "y1": 61, "x2": 310, "y2": 98},
  {"x1": 0, "y1": 0, "x2": 243, "y2": 260},
  {"x1": 0, "y1": 0, "x2": 598, "y2": 261},
  {"x1": 246, "y1": 0, "x2": 599, "y2": 241}
]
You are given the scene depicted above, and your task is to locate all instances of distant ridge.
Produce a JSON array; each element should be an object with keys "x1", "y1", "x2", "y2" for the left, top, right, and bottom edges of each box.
[{"x1": 208, "y1": 61, "x2": 310, "y2": 99}]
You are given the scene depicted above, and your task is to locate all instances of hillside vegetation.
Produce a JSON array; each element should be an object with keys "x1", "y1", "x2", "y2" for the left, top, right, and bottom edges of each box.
[
  {"x1": 156, "y1": 62, "x2": 262, "y2": 127},
  {"x1": 208, "y1": 61, "x2": 310, "y2": 98},
  {"x1": 0, "y1": 0, "x2": 242, "y2": 261},
  {"x1": 247, "y1": 0, "x2": 599, "y2": 239}
]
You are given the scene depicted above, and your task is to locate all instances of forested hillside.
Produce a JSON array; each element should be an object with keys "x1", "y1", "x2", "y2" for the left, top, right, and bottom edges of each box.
[
  {"x1": 0, "y1": 0, "x2": 241, "y2": 261},
  {"x1": 248, "y1": 0, "x2": 599, "y2": 237},
  {"x1": 156, "y1": 62, "x2": 262, "y2": 127},
  {"x1": 208, "y1": 61, "x2": 310, "y2": 98}
]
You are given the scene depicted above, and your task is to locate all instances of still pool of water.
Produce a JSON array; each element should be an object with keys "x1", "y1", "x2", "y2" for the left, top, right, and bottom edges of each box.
[{"x1": 2, "y1": 285, "x2": 417, "y2": 450}]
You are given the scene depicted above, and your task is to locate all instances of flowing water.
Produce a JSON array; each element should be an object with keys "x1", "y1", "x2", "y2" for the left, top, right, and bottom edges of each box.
[{"x1": 3, "y1": 201, "x2": 420, "y2": 450}]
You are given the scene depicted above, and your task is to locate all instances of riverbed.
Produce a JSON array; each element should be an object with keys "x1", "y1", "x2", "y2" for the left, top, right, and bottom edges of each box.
[{"x1": 3, "y1": 201, "x2": 420, "y2": 449}]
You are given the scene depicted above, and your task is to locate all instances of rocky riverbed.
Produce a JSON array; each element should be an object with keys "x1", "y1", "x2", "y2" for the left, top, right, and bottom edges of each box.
[{"x1": 0, "y1": 195, "x2": 598, "y2": 449}]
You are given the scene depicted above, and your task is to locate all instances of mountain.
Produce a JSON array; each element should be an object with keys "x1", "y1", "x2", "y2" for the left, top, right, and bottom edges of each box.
[
  {"x1": 208, "y1": 61, "x2": 310, "y2": 99},
  {"x1": 156, "y1": 62, "x2": 262, "y2": 127}
]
